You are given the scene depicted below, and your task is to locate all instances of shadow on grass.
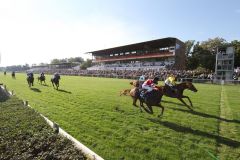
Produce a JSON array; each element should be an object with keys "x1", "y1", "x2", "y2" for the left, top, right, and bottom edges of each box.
[
  {"x1": 162, "y1": 100, "x2": 186, "y2": 107},
  {"x1": 30, "y1": 88, "x2": 41, "y2": 92},
  {"x1": 162, "y1": 99, "x2": 198, "y2": 109},
  {"x1": 169, "y1": 107, "x2": 240, "y2": 124},
  {"x1": 148, "y1": 118, "x2": 240, "y2": 148},
  {"x1": 57, "y1": 89, "x2": 72, "y2": 94}
]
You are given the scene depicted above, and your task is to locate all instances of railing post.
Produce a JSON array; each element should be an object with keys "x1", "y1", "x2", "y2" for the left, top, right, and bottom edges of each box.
[
  {"x1": 24, "y1": 101, "x2": 28, "y2": 106},
  {"x1": 53, "y1": 123, "x2": 59, "y2": 134}
]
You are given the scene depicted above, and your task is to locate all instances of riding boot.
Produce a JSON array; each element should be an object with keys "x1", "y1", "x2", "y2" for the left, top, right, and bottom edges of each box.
[{"x1": 144, "y1": 91, "x2": 149, "y2": 101}]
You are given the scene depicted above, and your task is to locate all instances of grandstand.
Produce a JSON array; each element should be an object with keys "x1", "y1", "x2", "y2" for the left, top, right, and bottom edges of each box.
[{"x1": 87, "y1": 37, "x2": 186, "y2": 70}]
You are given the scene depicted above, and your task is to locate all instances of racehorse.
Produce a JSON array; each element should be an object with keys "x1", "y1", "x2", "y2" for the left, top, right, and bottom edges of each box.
[
  {"x1": 130, "y1": 86, "x2": 165, "y2": 117},
  {"x1": 12, "y1": 72, "x2": 15, "y2": 79},
  {"x1": 38, "y1": 75, "x2": 46, "y2": 85},
  {"x1": 27, "y1": 74, "x2": 34, "y2": 87},
  {"x1": 163, "y1": 82, "x2": 198, "y2": 110},
  {"x1": 51, "y1": 75, "x2": 60, "y2": 90}
]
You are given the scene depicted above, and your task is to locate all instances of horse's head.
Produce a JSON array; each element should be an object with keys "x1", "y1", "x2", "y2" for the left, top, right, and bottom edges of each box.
[
  {"x1": 185, "y1": 82, "x2": 198, "y2": 92},
  {"x1": 130, "y1": 80, "x2": 140, "y2": 87}
]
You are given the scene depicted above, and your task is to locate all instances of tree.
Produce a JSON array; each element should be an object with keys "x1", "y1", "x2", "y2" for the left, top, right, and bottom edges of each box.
[
  {"x1": 80, "y1": 59, "x2": 92, "y2": 70},
  {"x1": 230, "y1": 40, "x2": 240, "y2": 67},
  {"x1": 68, "y1": 57, "x2": 84, "y2": 63},
  {"x1": 59, "y1": 58, "x2": 68, "y2": 63},
  {"x1": 51, "y1": 59, "x2": 60, "y2": 64},
  {"x1": 201, "y1": 37, "x2": 227, "y2": 54},
  {"x1": 187, "y1": 41, "x2": 215, "y2": 70}
]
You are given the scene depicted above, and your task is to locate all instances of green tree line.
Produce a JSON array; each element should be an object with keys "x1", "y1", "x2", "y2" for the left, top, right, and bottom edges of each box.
[
  {"x1": 185, "y1": 37, "x2": 240, "y2": 71},
  {"x1": 50, "y1": 57, "x2": 92, "y2": 70}
]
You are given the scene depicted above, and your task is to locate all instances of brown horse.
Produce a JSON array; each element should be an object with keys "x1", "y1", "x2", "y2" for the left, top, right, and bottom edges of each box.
[
  {"x1": 163, "y1": 82, "x2": 198, "y2": 109},
  {"x1": 130, "y1": 86, "x2": 165, "y2": 117}
]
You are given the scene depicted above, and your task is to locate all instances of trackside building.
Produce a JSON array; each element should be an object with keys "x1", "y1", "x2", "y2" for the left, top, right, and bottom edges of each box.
[{"x1": 87, "y1": 37, "x2": 186, "y2": 70}]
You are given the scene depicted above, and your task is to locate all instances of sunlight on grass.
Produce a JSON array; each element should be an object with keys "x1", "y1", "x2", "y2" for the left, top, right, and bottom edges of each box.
[{"x1": 1, "y1": 73, "x2": 239, "y2": 160}]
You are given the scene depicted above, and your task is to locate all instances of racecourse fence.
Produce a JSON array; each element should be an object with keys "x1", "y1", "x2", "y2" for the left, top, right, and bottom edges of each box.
[
  {"x1": 10, "y1": 71, "x2": 240, "y2": 85},
  {"x1": 79, "y1": 74, "x2": 240, "y2": 85},
  {"x1": 180, "y1": 78, "x2": 240, "y2": 85}
]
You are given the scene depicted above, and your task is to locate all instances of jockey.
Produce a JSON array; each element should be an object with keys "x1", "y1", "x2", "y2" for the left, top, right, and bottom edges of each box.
[
  {"x1": 54, "y1": 72, "x2": 60, "y2": 79},
  {"x1": 138, "y1": 74, "x2": 145, "y2": 88},
  {"x1": 164, "y1": 74, "x2": 177, "y2": 93},
  {"x1": 139, "y1": 74, "x2": 145, "y2": 82},
  {"x1": 27, "y1": 71, "x2": 33, "y2": 77},
  {"x1": 40, "y1": 72, "x2": 45, "y2": 77},
  {"x1": 141, "y1": 77, "x2": 159, "y2": 99}
]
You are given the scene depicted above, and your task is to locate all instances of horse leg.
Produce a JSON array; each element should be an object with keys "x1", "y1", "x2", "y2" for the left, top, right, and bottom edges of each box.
[
  {"x1": 51, "y1": 80, "x2": 55, "y2": 88},
  {"x1": 140, "y1": 102, "x2": 153, "y2": 113},
  {"x1": 156, "y1": 104, "x2": 164, "y2": 117},
  {"x1": 178, "y1": 98, "x2": 192, "y2": 110},
  {"x1": 182, "y1": 95, "x2": 193, "y2": 107},
  {"x1": 146, "y1": 104, "x2": 153, "y2": 114},
  {"x1": 132, "y1": 98, "x2": 138, "y2": 107}
]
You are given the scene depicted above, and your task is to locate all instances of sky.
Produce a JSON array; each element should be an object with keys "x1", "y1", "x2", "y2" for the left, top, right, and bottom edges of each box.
[{"x1": 0, "y1": 0, "x2": 239, "y2": 66}]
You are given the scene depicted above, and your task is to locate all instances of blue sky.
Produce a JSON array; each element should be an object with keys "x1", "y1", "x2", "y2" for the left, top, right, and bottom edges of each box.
[{"x1": 0, "y1": 0, "x2": 239, "y2": 66}]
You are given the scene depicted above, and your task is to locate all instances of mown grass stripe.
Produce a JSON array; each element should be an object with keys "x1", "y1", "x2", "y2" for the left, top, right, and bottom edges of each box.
[{"x1": 217, "y1": 85, "x2": 240, "y2": 160}]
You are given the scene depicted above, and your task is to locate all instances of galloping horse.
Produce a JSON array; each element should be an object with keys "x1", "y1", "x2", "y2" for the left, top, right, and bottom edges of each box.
[
  {"x1": 163, "y1": 82, "x2": 198, "y2": 109},
  {"x1": 12, "y1": 72, "x2": 15, "y2": 79},
  {"x1": 51, "y1": 75, "x2": 60, "y2": 90},
  {"x1": 27, "y1": 74, "x2": 34, "y2": 87},
  {"x1": 38, "y1": 75, "x2": 46, "y2": 85},
  {"x1": 130, "y1": 86, "x2": 165, "y2": 117}
]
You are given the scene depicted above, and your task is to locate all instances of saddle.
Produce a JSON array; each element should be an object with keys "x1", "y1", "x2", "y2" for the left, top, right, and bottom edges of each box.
[
  {"x1": 165, "y1": 85, "x2": 178, "y2": 95},
  {"x1": 139, "y1": 89, "x2": 154, "y2": 100}
]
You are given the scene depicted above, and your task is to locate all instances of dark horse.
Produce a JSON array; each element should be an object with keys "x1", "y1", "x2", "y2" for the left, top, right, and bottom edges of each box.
[
  {"x1": 27, "y1": 74, "x2": 34, "y2": 87},
  {"x1": 51, "y1": 75, "x2": 60, "y2": 90},
  {"x1": 130, "y1": 86, "x2": 165, "y2": 117},
  {"x1": 163, "y1": 82, "x2": 198, "y2": 110},
  {"x1": 38, "y1": 75, "x2": 46, "y2": 85},
  {"x1": 12, "y1": 72, "x2": 15, "y2": 79}
]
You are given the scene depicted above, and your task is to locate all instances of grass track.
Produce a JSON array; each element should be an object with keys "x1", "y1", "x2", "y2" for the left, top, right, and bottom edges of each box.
[{"x1": 1, "y1": 73, "x2": 240, "y2": 160}]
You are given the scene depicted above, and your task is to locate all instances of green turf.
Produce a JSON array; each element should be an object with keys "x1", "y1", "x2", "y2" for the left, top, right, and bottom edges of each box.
[
  {"x1": 0, "y1": 89, "x2": 86, "y2": 159},
  {"x1": 0, "y1": 73, "x2": 239, "y2": 160}
]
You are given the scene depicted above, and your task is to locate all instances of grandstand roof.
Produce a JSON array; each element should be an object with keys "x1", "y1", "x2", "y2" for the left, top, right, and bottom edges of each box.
[{"x1": 87, "y1": 37, "x2": 183, "y2": 55}]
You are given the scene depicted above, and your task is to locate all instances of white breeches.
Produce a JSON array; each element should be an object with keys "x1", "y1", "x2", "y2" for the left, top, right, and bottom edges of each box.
[{"x1": 142, "y1": 85, "x2": 153, "y2": 92}]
